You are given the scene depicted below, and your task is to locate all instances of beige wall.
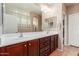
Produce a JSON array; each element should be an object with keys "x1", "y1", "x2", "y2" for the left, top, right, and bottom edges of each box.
[
  {"x1": 57, "y1": 3, "x2": 63, "y2": 51},
  {"x1": 67, "y1": 4, "x2": 79, "y2": 14},
  {"x1": 63, "y1": 4, "x2": 67, "y2": 15}
]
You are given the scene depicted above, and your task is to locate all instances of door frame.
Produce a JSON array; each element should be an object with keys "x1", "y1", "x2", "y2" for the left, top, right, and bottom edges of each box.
[{"x1": 63, "y1": 14, "x2": 68, "y2": 46}]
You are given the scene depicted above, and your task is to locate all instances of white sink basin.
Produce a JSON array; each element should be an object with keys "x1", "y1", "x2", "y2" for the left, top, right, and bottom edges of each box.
[
  {"x1": 1, "y1": 37, "x2": 19, "y2": 45},
  {"x1": 22, "y1": 32, "x2": 46, "y2": 38},
  {"x1": 0, "y1": 31, "x2": 58, "y2": 47},
  {"x1": 0, "y1": 33, "x2": 21, "y2": 46}
]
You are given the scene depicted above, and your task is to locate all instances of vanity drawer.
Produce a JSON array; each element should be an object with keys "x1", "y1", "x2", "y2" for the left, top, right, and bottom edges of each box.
[
  {"x1": 39, "y1": 36, "x2": 51, "y2": 56},
  {"x1": 40, "y1": 50, "x2": 50, "y2": 56},
  {"x1": 40, "y1": 46, "x2": 50, "y2": 56},
  {"x1": 40, "y1": 45, "x2": 50, "y2": 53},
  {"x1": 40, "y1": 36, "x2": 50, "y2": 44},
  {"x1": 40, "y1": 40, "x2": 50, "y2": 49}
]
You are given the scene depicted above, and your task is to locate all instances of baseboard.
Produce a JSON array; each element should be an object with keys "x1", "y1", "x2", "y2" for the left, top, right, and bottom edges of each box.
[
  {"x1": 70, "y1": 45, "x2": 79, "y2": 48},
  {"x1": 57, "y1": 48, "x2": 63, "y2": 52}
]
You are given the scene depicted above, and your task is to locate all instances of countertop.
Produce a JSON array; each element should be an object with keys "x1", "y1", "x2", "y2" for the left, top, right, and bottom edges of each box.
[{"x1": 0, "y1": 31, "x2": 58, "y2": 47}]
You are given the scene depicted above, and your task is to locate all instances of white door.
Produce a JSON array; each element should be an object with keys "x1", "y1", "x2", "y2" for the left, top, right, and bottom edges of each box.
[{"x1": 69, "y1": 13, "x2": 79, "y2": 47}]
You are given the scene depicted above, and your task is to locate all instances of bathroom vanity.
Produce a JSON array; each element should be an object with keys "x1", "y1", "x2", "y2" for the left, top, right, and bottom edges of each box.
[
  {"x1": 0, "y1": 3, "x2": 59, "y2": 56},
  {"x1": 0, "y1": 32, "x2": 58, "y2": 56}
]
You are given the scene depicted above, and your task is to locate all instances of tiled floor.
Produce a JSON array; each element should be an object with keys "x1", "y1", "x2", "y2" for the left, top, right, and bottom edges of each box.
[{"x1": 50, "y1": 46, "x2": 79, "y2": 56}]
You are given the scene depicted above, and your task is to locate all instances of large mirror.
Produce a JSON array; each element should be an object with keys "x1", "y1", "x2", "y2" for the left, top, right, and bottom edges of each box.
[{"x1": 3, "y1": 3, "x2": 42, "y2": 34}]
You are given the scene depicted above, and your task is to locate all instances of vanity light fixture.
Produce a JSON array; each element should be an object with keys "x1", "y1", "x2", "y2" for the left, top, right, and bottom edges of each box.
[{"x1": 39, "y1": 4, "x2": 52, "y2": 13}]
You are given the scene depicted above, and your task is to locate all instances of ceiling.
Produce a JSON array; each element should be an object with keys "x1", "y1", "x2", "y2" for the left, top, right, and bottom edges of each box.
[
  {"x1": 5, "y1": 3, "x2": 54, "y2": 15},
  {"x1": 5, "y1": 3, "x2": 76, "y2": 14},
  {"x1": 5, "y1": 3, "x2": 42, "y2": 14}
]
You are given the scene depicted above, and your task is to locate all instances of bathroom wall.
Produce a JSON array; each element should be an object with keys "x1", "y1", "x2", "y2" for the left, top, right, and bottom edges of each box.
[{"x1": 56, "y1": 3, "x2": 63, "y2": 51}]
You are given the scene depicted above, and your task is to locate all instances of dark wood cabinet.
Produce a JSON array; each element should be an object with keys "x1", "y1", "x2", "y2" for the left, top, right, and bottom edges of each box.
[
  {"x1": 0, "y1": 34, "x2": 58, "y2": 56},
  {"x1": 54, "y1": 35, "x2": 58, "y2": 50},
  {"x1": 0, "y1": 39, "x2": 39, "y2": 56},
  {"x1": 51, "y1": 36, "x2": 55, "y2": 52},
  {"x1": 0, "y1": 47, "x2": 8, "y2": 56},
  {"x1": 39, "y1": 36, "x2": 51, "y2": 56},
  {"x1": 51, "y1": 34, "x2": 58, "y2": 53},
  {"x1": 5, "y1": 43, "x2": 24, "y2": 56},
  {"x1": 27, "y1": 39, "x2": 39, "y2": 56}
]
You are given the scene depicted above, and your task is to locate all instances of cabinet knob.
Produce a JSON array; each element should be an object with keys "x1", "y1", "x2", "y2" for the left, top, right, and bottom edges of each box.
[
  {"x1": 24, "y1": 45, "x2": 27, "y2": 47},
  {"x1": 29, "y1": 43, "x2": 31, "y2": 46}
]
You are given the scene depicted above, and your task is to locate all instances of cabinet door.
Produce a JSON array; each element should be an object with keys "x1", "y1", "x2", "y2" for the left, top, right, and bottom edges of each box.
[
  {"x1": 51, "y1": 36, "x2": 55, "y2": 52},
  {"x1": 0, "y1": 47, "x2": 9, "y2": 56},
  {"x1": 54, "y1": 35, "x2": 58, "y2": 50},
  {"x1": 27, "y1": 39, "x2": 39, "y2": 56},
  {"x1": 6, "y1": 43, "x2": 24, "y2": 56},
  {"x1": 23, "y1": 42, "x2": 28, "y2": 56}
]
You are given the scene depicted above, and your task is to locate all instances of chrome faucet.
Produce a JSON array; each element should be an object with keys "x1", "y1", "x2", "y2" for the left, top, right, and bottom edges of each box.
[
  {"x1": 47, "y1": 28, "x2": 50, "y2": 34},
  {"x1": 47, "y1": 30, "x2": 49, "y2": 34},
  {"x1": 19, "y1": 33, "x2": 23, "y2": 37},
  {"x1": 47, "y1": 27, "x2": 51, "y2": 34}
]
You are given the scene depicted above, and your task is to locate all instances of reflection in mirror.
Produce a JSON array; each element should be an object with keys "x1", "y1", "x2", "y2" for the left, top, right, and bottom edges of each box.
[
  {"x1": 45, "y1": 17, "x2": 57, "y2": 31},
  {"x1": 3, "y1": 3, "x2": 42, "y2": 34}
]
